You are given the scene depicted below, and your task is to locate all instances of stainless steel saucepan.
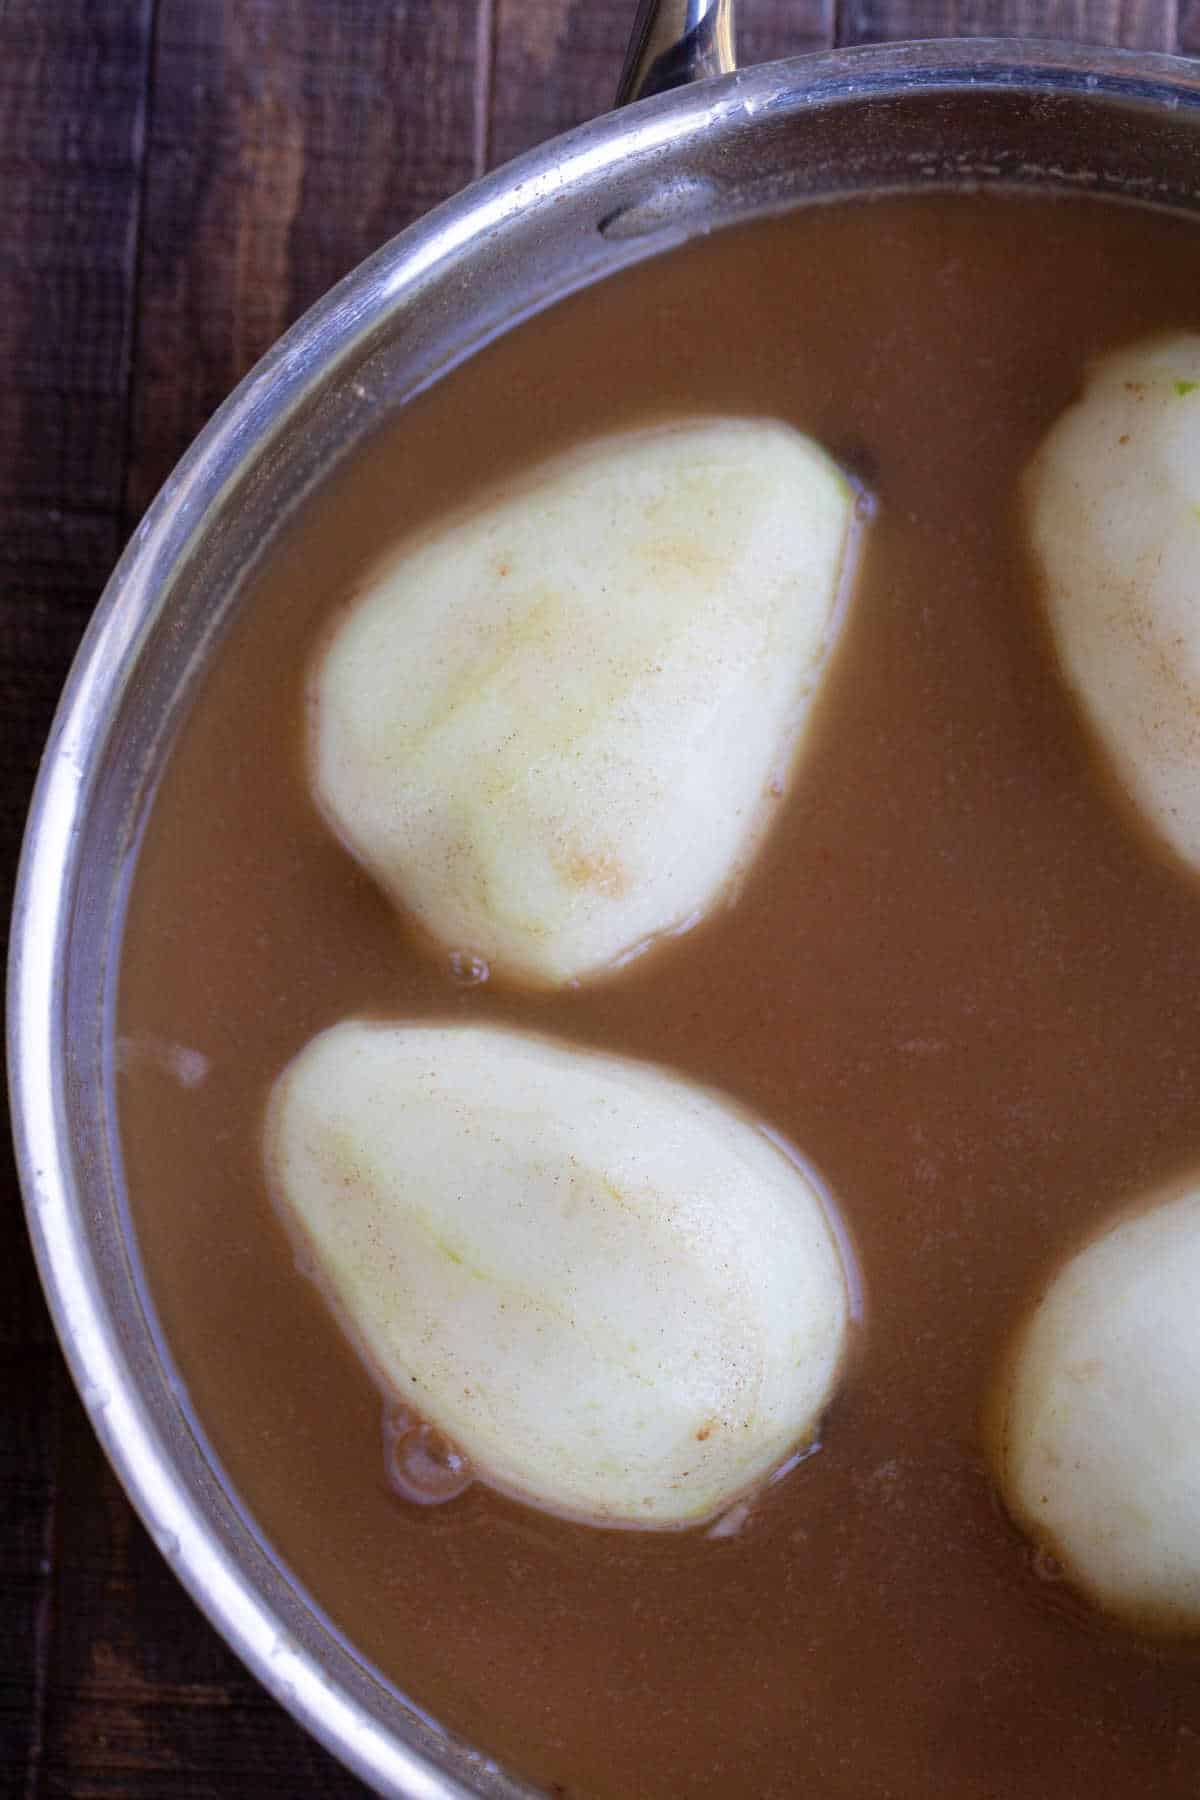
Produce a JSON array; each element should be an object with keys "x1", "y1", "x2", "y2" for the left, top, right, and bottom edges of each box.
[{"x1": 10, "y1": 3, "x2": 1200, "y2": 1794}]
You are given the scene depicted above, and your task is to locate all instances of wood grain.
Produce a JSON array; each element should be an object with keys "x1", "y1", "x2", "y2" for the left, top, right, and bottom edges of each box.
[
  {"x1": 0, "y1": 1, "x2": 153, "y2": 1787},
  {"x1": 487, "y1": 0, "x2": 630, "y2": 169},
  {"x1": 740, "y1": 0, "x2": 835, "y2": 64},
  {"x1": 3, "y1": 1, "x2": 1195, "y2": 1796},
  {"x1": 36, "y1": 1405, "x2": 368, "y2": 1798},
  {"x1": 126, "y1": 0, "x2": 483, "y2": 519},
  {"x1": 0, "y1": 0, "x2": 149, "y2": 903},
  {"x1": 0, "y1": 1, "x2": 152, "y2": 515},
  {"x1": 0, "y1": 504, "x2": 117, "y2": 1783},
  {"x1": 836, "y1": 0, "x2": 1177, "y2": 49}
]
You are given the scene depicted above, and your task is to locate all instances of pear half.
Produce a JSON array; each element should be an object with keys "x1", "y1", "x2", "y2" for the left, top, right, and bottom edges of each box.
[
  {"x1": 266, "y1": 1021, "x2": 851, "y2": 1528},
  {"x1": 991, "y1": 1186, "x2": 1200, "y2": 1634},
  {"x1": 1027, "y1": 334, "x2": 1200, "y2": 872},
  {"x1": 311, "y1": 418, "x2": 858, "y2": 987}
]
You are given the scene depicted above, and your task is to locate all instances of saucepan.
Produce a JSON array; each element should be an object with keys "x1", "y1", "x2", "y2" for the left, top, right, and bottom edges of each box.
[{"x1": 10, "y1": 2, "x2": 1200, "y2": 1794}]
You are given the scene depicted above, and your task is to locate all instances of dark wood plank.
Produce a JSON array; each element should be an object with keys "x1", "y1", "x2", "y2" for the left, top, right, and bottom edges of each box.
[
  {"x1": 36, "y1": 1400, "x2": 369, "y2": 1799},
  {"x1": 836, "y1": 0, "x2": 1177, "y2": 49},
  {"x1": 740, "y1": 0, "x2": 835, "y2": 69},
  {"x1": 488, "y1": 0, "x2": 626, "y2": 168},
  {"x1": 0, "y1": 1, "x2": 153, "y2": 1788},
  {"x1": 0, "y1": 508, "x2": 123, "y2": 925},
  {"x1": 0, "y1": 507, "x2": 121, "y2": 1787},
  {"x1": 0, "y1": 1341, "x2": 63, "y2": 1788},
  {"x1": 126, "y1": 0, "x2": 483, "y2": 521},
  {"x1": 0, "y1": 2, "x2": 153, "y2": 513},
  {"x1": 488, "y1": 0, "x2": 835, "y2": 170}
]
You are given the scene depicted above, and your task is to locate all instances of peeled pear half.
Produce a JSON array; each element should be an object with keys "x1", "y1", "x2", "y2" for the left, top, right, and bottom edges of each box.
[
  {"x1": 311, "y1": 418, "x2": 857, "y2": 987},
  {"x1": 266, "y1": 1021, "x2": 851, "y2": 1528},
  {"x1": 992, "y1": 1186, "x2": 1200, "y2": 1633},
  {"x1": 1027, "y1": 334, "x2": 1200, "y2": 871}
]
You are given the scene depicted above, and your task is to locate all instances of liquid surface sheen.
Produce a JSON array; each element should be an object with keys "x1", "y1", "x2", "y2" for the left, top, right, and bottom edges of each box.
[{"x1": 119, "y1": 193, "x2": 1200, "y2": 1799}]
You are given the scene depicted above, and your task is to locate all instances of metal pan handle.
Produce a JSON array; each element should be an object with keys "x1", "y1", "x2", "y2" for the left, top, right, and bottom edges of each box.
[{"x1": 615, "y1": 0, "x2": 737, "y2": 105}]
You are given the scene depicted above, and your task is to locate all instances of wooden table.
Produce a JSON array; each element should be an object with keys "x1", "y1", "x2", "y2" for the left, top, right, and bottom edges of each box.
[{"x1": 2, "y1": 2, "x2": 1194, "y2": 1794}]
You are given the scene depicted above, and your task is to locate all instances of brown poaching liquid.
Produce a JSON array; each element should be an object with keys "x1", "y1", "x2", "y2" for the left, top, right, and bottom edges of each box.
[{"x1": 119, "y1": 194, "x2": 1200, "y2": 1797}]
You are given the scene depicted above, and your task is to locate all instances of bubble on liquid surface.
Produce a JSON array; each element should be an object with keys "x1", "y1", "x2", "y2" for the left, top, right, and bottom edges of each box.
[
  {"x1": 448, "y1": 950, "x2": 489, "y2": 987},
  {"x1": 113, "y1": 1033, "x2": 210, "y2": 1088},
  {"x1": 1032, "y1": 1545, "x2": 1065, "y2": 1584},
  {"x1": 386, "y1": 1420, "x2": 473, "y2": 1506},
  {"x1": 166, "y1": 1044, "x2": 210, "y2": 1088},
  {"x1": 383, "y1": 1401, "x2": 419, "y2": 1442}
]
